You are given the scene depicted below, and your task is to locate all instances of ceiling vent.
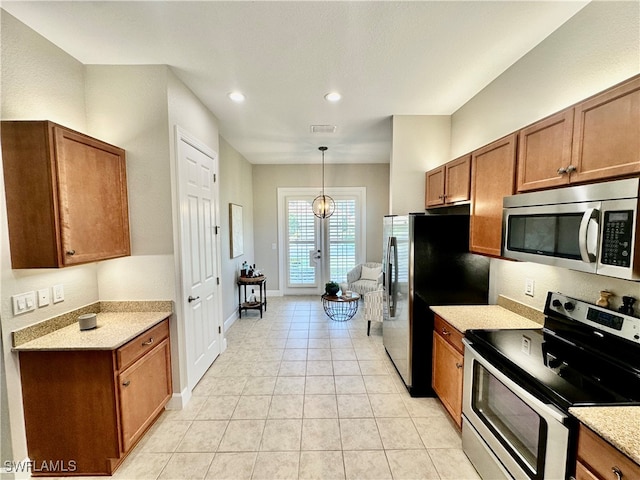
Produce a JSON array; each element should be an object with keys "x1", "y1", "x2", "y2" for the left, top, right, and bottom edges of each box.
[{"x1": 310, "y1": 125, "x2": 337, "y2": 134}]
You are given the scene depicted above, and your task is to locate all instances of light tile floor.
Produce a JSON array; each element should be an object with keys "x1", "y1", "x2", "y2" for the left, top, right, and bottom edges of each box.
[{"x1": 83, "y1": 296, "x2": 481, "y2": 479}]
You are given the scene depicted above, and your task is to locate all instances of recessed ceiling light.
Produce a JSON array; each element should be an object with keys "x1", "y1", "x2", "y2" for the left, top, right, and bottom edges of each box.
[
  {"x1": 228, "y1": 91, "x2": 246, "y2": 103},
  {"x1": 324, "y1": 92, "x2": 341, "y2": 102}
]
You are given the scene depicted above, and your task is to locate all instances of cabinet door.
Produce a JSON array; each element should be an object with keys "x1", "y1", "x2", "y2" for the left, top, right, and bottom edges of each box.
[
  {"x1": 571, "y1": 76, "x2": 640, "y2": 184},
  {"x1": 119, "y1": 338, "x2": 172, "y2": 452},
  {"x1": 517, "y1": 110, "x2": 574, "y2": 192},
  {"x1": 432, "y1": 331, "x2": 463, "y2": 428},
  {"x1": 444, "y1": 155, "x2": 471, "y2": 204},
  {"x1": 54, "y1": 126, "x2": 131, "y2": 266},
  {"x1": 425, "y1": 166, "x2": 445, "y2": 208},
  {"x1": 574, "y1": 462, "x2": 599, "y2": 480},
  {"x1": 470, "y1": 134, "x2": 517, "y2": 256}
]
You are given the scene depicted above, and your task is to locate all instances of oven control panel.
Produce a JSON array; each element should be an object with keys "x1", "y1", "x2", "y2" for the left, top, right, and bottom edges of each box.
[{"x1": 546, "y1": 292, "x2": 639, "y2": 344}]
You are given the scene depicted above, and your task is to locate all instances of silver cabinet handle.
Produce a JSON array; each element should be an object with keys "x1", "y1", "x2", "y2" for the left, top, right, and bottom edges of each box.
[
  {"x1": 455, "y1": 362, "x2": 463, "y2": 369},
  {"x1": 188, "y1": 295, "x2": 200, "y2": 303},
  {"x1": 441, "y1": 328, "x2": 451, "y2": 336},
  {"x1": 612, "y1": 466, "x2": 623, "y2": 480},
  {"x1": 566, "y1": 165, "x2": 577, "y2": 174},
  {"x1": 66, "y1": 250, "x2": 76, "y2": 256},
  {"x1": 142, "y1": 337, "x2": 154, "y2": 346},
  {"x1": 557, "y1": 166, "x2": 567, "y2": 175},
  {"x1": 122, "y1": 380, "x2": 130, "y2": 387}
]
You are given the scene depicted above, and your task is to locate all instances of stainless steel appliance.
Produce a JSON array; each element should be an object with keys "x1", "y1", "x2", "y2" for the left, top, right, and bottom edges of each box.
[
  {"x1": 502, "y1": 178, "x2": 640, "y2": 280},
  {"x1": 382, "y1": 212, "x2": 490, "y2": 396},
  {"x1": 462, "y1": 292, "x2": 640, "y2": 480}
]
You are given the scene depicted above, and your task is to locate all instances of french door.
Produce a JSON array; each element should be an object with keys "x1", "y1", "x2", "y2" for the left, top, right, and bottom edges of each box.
[{"x1": 278, "y1": 188, "x2": 366, "y2": 295}]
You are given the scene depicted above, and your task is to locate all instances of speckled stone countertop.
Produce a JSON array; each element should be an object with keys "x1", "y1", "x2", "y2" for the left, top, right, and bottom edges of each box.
[
  {"x1": 569, "y1": 406, "x2": 640, "y2": 466},
  {"x1": 430, "y1": 304, "x2": 542, "y2": 332},
  {"x1": 12, "y1": 301, "x2": 172, "y2": 351}
]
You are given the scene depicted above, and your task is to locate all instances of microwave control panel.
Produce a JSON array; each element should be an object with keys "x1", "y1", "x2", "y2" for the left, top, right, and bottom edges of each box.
[{"x1": 601, "y1": 210, "x2": 633, "y2": 267}]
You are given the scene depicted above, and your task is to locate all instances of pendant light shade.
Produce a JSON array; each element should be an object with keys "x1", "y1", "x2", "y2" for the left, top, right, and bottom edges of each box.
[{"x1": 312, "y1": 146, "x2": 335, "y2": 219}]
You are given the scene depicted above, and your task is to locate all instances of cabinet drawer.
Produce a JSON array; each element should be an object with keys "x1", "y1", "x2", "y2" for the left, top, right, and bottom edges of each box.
[
  {"x1": 577, "y1": 425, "x2": 640, "y2": 480},
  {"x1": 434, "y1": 315, "x2": 464, "y2": 353},
  {"x1": 117, "y1": 319, "x2": 169, "y2": 370}
]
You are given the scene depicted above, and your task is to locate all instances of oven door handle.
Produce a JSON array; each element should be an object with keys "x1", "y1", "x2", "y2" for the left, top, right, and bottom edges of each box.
[
  {"x1": 463, "y1": 340, "x2": 568, "y2": 424},
  {"x1": 578, "y1": 208, "x2": 599, "y2": 263}
]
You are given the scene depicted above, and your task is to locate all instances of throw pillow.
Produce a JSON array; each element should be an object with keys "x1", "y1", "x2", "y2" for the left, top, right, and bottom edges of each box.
[{"x1": 360, "y1": 265, "x2": 381, "y2": 281}]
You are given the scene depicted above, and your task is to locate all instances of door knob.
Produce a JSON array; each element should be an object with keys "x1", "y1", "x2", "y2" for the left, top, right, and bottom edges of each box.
[{"x1": 188, "y1": 295, "x2": 200, "y2": 303}]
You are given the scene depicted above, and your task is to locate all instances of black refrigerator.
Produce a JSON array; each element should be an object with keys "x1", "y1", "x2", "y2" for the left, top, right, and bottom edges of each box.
[{"x1": 382, "y1": 212, "x2": 489, "y2": 396}]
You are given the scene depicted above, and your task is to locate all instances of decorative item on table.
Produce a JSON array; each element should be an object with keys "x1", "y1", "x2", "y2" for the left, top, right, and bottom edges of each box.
[
  {"x1": 343, "y1": 290, "x2": 353, "y2": 299},
  {"x1": 619, "y1": 295, "x2": 636, "y2": 316},
  {"x1": 248, "y1": 289, "x2": 258, "y2": 305},
  {"x1": 596, "y1": 290, "x2": 613, "y2": 308},
  {"x1": 325, "y1": 281, "x2": 340, "y2": 296}
]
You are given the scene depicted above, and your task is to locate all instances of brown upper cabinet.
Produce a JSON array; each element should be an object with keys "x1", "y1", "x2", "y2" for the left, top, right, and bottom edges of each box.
[
  {"x1": 470, "y1": 134, "x2": 517, "y2": 256},
  {"x1": 517, "y1": 109, "x2": 574, "y2": 192},
  {"x1": 425, "y1": 155, "x2": 471, "y2": 208},
  {"x1": 517, "y1": 75, "x2": 640, "y2": 192},
  {"x1": 1, "y1": 121, "x2": 130, "y2": 268},
  {"x1": 571, "y1": 75, "x2": 640, "y2": 183}
]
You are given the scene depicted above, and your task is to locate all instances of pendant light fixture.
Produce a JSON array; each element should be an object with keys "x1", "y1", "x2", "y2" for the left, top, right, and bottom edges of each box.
[{"x1": 312, "y1": 146, "x2": 335, "y2": 219}]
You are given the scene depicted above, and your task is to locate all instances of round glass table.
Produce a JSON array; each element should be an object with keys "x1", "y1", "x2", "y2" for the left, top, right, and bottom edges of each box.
[{"x1": 321, "y1": 292, "x2": 361, "y2": 321}]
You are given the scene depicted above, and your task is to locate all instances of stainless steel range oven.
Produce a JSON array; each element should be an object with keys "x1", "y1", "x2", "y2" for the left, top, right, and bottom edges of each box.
[{"x1": 462, "y1": 292, "x2": 640, "y2": 480}]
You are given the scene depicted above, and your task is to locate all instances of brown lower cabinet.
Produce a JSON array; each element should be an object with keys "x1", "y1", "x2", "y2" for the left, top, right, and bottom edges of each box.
[
  {"x1": 575, "y1": 424, "x2": 640, "y2": 480},
  {"x1": 18, "y1": 319, "x2": 172, "y2": 476},
  {"x1": 432, "y1": 315, "x2": 465, "y2": 428}
]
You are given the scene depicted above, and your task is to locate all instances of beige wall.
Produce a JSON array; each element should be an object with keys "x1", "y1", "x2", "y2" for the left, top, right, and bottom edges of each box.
[
  {"x1": 219, "y1": 137, "x2": 255, "y2": 326},
  {"x1": 251, "y1": 163, "x2": 389, "y2": 291},
  {"x1": 1, "y1": 11, "x2": 95, "y2": 465},
  {"x1": 390, "y1": 115, "x2": 451, "y2": 215},
  {"x1": 451, "y1": 1, "x2": 640, "y2": 156},
  {"x1": 0, "y1": 12, "x2": 228, "y2": 465}
]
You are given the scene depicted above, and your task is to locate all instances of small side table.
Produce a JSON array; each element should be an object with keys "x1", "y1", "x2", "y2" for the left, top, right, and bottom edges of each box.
[
  {"x1": 321, "y1": 292, "x2": 361, "y2": 321},
  {"x1": 238, "y1": 275, "x2": 267, "y2": 318}
]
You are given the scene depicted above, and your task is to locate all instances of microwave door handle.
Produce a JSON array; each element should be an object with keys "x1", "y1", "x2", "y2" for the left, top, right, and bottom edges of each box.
[{"x1": 578, "y1": 208, "x2": 599, "y2": 263}]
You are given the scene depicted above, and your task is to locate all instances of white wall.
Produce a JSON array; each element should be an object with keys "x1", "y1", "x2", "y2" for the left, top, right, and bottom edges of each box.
[{"x1": 390, "y1": 115, "x2": 451, "y2": 215}]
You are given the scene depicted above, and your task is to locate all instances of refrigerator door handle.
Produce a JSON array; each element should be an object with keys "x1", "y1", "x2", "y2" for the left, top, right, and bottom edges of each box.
[{"x1": 387, "y1": 236, "x2": 397, "y2": 317}]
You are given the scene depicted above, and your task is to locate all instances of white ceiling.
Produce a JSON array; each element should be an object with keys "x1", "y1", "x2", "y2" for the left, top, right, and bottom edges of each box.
[{"x1": 2, "y1": 1, "x2": 589, "y2": 165}]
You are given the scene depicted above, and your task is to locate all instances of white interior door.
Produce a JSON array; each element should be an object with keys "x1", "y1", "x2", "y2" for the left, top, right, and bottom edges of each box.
[{"x1": 177, "y1": 131, "x2": 222, "y2": 390}]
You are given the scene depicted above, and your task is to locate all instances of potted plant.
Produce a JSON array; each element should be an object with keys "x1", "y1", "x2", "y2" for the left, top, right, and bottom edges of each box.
[{"x1": 325, "y1": 281, "x2": 340, "y2": 296}]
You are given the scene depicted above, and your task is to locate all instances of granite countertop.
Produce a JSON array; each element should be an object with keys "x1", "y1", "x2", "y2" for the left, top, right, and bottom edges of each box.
[
  {"x1": 569, "y1": 406, "x2": 640, "y2": 466},
  {"x1": 430, "y1": 304, "x2": 543, "y2": 332},
  {"x1": 13, "y1": 311, "x2": 171, "y2": 351}
]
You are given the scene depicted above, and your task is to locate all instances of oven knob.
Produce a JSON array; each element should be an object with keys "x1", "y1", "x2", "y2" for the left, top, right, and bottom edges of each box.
[
  {"x1": 552, "y1": 299, "x2": 562, "y2": 308},
  {"x1": 564, "y1": 302, "x2": 575, "y2": 311}
]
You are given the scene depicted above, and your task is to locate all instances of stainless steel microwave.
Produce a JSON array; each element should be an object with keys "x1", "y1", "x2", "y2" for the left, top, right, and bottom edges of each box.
[{"x1": 502, "y1": 178, "x2": 640, "y2": 281}]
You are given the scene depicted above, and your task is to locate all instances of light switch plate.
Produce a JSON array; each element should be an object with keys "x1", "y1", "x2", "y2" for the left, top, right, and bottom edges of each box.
[
  {"x1": 12, "y1": 291, "x2": 36, "y2": 315},
  {"x1": 38, "y1": 288, "x2": 50, "y2": 307},
  {"x1": 53, "y1": 284, "x2": 64, "y2": 303},
  {"x1": 525, "y1": 278, "x2": 535, "y2": 297}
]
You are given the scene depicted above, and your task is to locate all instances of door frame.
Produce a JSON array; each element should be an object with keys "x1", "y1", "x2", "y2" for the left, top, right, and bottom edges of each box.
[
  {"x1": 172, "y1": 126, "x2": 224, "y2": 396},
  {"x1": 277, "y1": 187, "x2": 367, "y2": 295}
]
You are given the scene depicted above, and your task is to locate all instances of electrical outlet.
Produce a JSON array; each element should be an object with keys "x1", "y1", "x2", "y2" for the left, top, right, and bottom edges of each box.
[
  {"x1": 12, "y1": 291, "x2": 36, "y2": 315},
  {"x1": 38, "y1": 288, "x2": 50, "y2": 307},
  {"x1": 525, "y1": 278, "x2": 535, "y2": 297},
  {"x1": 521, "y1": 335, "x2": 532, "y2": 355},
  {"x1": 53, "y1": 284, "x2": 64, "y2": 303}
]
